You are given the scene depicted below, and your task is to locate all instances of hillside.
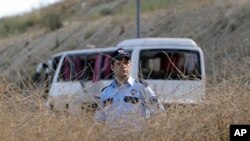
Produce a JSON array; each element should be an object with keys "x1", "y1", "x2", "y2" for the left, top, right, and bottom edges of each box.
[{"x1": 0, "y1": 0, "x2": 249, "y2": 83}]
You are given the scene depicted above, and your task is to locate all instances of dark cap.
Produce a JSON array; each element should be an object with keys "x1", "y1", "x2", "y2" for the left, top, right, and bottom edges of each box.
[{"x1": 112, "y1": 48, "x2": 131, "y2": 60}]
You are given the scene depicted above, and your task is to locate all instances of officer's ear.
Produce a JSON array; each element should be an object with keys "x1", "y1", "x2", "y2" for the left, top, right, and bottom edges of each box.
[{"x1": 111, "y1": 63, "x2": 114, "y2": 71}]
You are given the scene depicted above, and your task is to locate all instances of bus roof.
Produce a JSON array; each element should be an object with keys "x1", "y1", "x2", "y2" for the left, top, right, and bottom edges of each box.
[
  {"x1": 49, "y1": 38, "x2": 198, "y2": 60},
  {"x1": 117, "y1": 38, "x2": 198, "y2": 48},
  {"x1": 50, "y1": 47, "x2": 116, "y2": 59}
]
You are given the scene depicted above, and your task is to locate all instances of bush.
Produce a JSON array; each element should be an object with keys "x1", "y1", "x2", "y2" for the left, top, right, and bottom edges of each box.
[
  {"x1": 40, "y1": 11, "x2": 62, "y2": 31},
  {"x1": 0, "y1": 4, "x2": 64, "y2": 37},
  {"x1": 99, "y1": 8, "x2": 113, "y2": 16},
  {"x1": 0, "y1": 16, "x2": 35, "y2": 37},
  {"x1": 84, "y1": 28, "x2": 96, "y2": 39}
]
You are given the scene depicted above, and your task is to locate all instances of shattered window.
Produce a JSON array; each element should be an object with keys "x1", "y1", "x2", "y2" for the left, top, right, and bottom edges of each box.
[{"x1": 139, "y1": 49, "x2": 201, "y2": 80}]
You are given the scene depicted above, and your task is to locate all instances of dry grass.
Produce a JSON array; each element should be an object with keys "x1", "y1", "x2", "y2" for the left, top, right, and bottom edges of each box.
[{"x1": 0, "y1": 47, "x2": 249, "y2": 141}]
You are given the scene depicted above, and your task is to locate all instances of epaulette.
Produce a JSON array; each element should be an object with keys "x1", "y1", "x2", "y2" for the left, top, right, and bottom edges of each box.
[
  {"x1": 136, "y1": 79, "x2": 149, "y2": 87},
  {"x1": 101, "y1": 84, "x2": 111, "y2": 92}
]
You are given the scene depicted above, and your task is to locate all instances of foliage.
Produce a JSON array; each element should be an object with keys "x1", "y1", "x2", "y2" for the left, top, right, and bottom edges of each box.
[
  {"x1": 84, "y1": 27, "x2": 96, "y2": 39},
  {"x1": 0, "y1": 3, "x2": 63, "y2": 37},
  {"x1": 40, "y1": 10, "x2": 62, "y2": 31}
]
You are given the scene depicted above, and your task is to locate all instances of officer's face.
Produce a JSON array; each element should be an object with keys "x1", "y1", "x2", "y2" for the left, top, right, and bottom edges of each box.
[{"x1": 111, "y1": 57, "x2": 131, "y2": 78}]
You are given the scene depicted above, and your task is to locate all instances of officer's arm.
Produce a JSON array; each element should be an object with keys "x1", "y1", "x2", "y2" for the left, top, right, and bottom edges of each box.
[{"x1": 143, "y1": 86, "x2": 165, "y2": 115}]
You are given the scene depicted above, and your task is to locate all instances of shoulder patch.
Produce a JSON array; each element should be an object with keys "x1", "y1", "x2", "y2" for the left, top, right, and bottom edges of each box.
[{"x1": 136, "y1": 79, "x2": 149, "y2": 87}]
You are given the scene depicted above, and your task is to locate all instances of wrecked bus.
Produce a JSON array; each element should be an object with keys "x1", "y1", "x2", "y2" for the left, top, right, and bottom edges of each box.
[{"x1": 36, "y1": 38, "x2": 205, "y2": 114}]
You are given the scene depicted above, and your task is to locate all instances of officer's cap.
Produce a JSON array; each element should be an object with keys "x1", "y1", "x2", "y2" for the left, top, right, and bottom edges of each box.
[{"x1": 112, "y1": 48, "x2": 131, "y2": 60}]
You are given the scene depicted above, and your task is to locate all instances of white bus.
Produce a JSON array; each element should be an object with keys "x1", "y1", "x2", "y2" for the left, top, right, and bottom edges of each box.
[
  {"x1": 117, "y1": 38, "x2": 206, "y2": 104},
  {"x1": 46, "y1": 38, "x2": 206, "y2": 114}
]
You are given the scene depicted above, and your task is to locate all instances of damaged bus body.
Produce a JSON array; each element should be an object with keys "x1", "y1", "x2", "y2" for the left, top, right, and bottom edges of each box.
[
  {"x1": 47, "y1": 47, "x2": 116, "y2": 113},
  {"x1": 37, "y1": 38, "x2": 205, "y2": 114}
]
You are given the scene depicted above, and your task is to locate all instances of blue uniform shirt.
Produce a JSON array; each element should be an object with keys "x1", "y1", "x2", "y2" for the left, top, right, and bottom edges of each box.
[{"x1": 95, "y1": 76, "x2": 164, "y2": 129}]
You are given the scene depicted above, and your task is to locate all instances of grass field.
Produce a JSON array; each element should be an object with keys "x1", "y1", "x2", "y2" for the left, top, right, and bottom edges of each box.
[{"x1": 0, "y1": 48, "x2": 249, "y2": 141}]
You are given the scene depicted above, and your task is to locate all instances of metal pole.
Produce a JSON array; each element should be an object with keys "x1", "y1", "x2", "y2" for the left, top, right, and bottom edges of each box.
[{"x1": 136, "y1": 0, "x2": 141, "y2": 38}]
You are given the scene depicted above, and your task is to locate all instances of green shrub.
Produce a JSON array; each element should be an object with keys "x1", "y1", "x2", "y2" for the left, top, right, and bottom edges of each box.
[
  {"x1": 84, "y1": 28, "x2": 96, "y2": 39},
  {"x1": 99, "y1": 8, "x2": 113, "y2": 16},
  {"x1": 40, "y1": 11, "x2": 62, "y2": 31},
  {"x1": 141, "y1": 0, "x2": 171, "y2": 12},
  {"x1": 0, "y1": 16, "x2": 36, "y2": 37},
  {"x1": 116, "y1": 0, "x2": 171, "y2": 16},
  {"x1": 0, "y1": 4, "x2": 64, "y2": 37}
]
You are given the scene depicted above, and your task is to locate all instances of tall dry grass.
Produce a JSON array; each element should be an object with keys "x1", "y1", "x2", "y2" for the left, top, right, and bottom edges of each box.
[{"x1": 0, "y1": 43, "x2": 249, "y2": 141}]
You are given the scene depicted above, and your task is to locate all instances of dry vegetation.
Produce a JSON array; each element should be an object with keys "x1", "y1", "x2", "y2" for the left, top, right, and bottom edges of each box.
[
  {"x1": 0, "y1": 0, "x2": 250, "y2": 140},
  {"x1": 0, "y1": 44, "x2": 249, "y2": 141}
]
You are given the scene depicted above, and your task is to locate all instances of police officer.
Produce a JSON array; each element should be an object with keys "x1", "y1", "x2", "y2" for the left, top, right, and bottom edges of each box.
[{"x1": 95, "y1": 48, "x2": 164, "y2": 130}]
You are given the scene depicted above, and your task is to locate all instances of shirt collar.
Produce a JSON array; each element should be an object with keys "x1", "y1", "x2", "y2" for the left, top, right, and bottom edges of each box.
[
  {"x1": 127, "y1": 76, "x2": 134, "y2": 86},
  {"x1": 111, "y1": 76, "x2": 135, "y2": 87}
]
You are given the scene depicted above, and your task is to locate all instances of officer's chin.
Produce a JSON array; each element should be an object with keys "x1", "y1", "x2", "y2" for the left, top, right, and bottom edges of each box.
[{"x1": 120, "y1": 72, "x2": 129, "y2": 77}]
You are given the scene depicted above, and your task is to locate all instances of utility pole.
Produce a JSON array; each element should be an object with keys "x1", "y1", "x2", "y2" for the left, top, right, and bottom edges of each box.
[{"x1": 136, "y1": 0, "x2": 141, "y2": 38}]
